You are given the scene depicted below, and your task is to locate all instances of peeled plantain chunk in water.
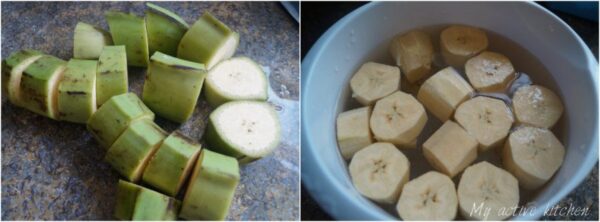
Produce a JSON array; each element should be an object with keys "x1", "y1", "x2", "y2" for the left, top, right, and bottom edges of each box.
[
  {"x1": 204, "y1": 101, "x2": 281, "y2": 163},
  {"x1": 142, "y1": 52, "x2": 207, "y2": 123},
  {"x1": 177, "y1": 12, "x2": 239, "y2": 69}
]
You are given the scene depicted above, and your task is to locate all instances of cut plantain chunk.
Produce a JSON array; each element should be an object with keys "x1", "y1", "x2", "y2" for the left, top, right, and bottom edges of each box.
[
  {"x1": 57, "y1": 59, "x2": 97, "y2": 123},
  {"x1": 370, "y1": 91, "x2": 427, "y2": 146},
  {"x1": 105, "y1": 119, "x2": 167, "y2": 182},
  {"x1": 349, "y1": 142, "x2": 410, "y2": 204},
  {"x1": 96, "y1": 45, "x2": 128, "y2": 106},
  {"x1": 145, "y1": 3, "x2": 189, "y2": 56},
  {"x1": 440, "y1": 25, "x2": 488, "y2": 68},
  {"x1": 177, "y1": 13, "x2": 239, "y2": 69},
  {"x1": 465, "y1": 51, "x2": 515, "y2": 92},
  {"x1": 105, "y1": 11, "x2": 150, "y2": 67},
  {"x1": 87, "y1": 93, "x2": 155, "y2": 149},
  {"x1": 142, "y1": 52, "x2": 207, "y2": 123},
  {"x1": 204, "y1": 101, "x2": 280, "y2": 162},
  {"x1": 512, "y1": 85, "x2": 564, "y2": 128},
  {"x1": 180, "y1": 149, "x2": 240, "y2": 220},
  {"x1": 417, "y1": 66, "x2": 474, "y2": 121},
  {"x1": 73, "y1": 22, "x2": 113, "y2": 59},
  {"x1": 336, "y1": 106, "x2": 374, "y2": 160},
  {"x1": 457, "y1": 161, "x2": 519, "y2": 220},
  {"x1": 204, "y1": 57, "x2": 268, "y2": 108},
  {"x1": 350, "y1": 62, "x2": 400, "y2": 105},
  {"x1": 142, "y1": 131, "x2": 202, "y2": 196},
  {"x1": 423, "y1": 120, "x2": 478, "y2": 177},
  {"x1": 503, "y1": 126, "x2": 565, "y2": 189},
  {"x1": 114, "y1": 180, "x2": 180, "y2": 220},
  {"x1": 454, "y1": 96, "x2": 514, "y2": 151},
  {"x1": 20, "y1": 55, "x2": 67, "y2": 119},
  {"x1": 4, "y1": 50, "x2": 43, "y2": 106},
  {"x1": 389, "y1": 30, "x2": 434, "y2": 83},
  {"x1": 396, "y1": 171, "x2": 457, "y2": 220}
]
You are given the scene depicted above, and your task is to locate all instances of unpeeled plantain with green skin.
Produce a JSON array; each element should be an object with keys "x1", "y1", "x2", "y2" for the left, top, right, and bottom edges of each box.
[
  {"x1": 180, "y1": 149, "x2": 240, "y2": 220},
  {"x1": 105, "y1": 11, "x2": 149, "y2": 67},
  {"x1": 105, "y1": 119, "x2": 167, "y2": 182},
  {"x1": 73, "y1": 22, "x2": 113, "y2": 59},
  {"x1": 204, "y1": 57, "x2": 268, "y2": 108},
  {"x1": 204, "y1": 101, "x2": 281, "y2": 163},
  {"x1": 87, "y1": 93, "x2": 155, "y2": 149},
  {"x1": 4, "y1": 50, "x2": 43, "y2": 106},
  {"x1": 142, "y1": 131, "x2": 201, "y2": 196},
  {"x1": 177, "y1": 13, "x2": 239, "y2": 69},
  {"x1": 114, "y1": 180, "x2": 180, "y2": 220},
  {"x1": 142, "y1": 52, "x2": 207, "y2": 123},
  {"x1": 96, "y1": 45, "x2": 128, "y2": 106},
  {"x1": 57, "y1": 59, "x2": 97, "y2": 123},
  {"x1": 145, "y1": 3, "x2": 188, "y2": 56},
  {"x1": 20, "y1": 55, "x2": 67, "y2": 119}
]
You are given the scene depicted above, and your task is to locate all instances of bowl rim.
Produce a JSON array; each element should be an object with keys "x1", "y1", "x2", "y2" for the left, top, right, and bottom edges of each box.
[{"x1": 301, "y1": 1, "x2": 599, "y2": 220}]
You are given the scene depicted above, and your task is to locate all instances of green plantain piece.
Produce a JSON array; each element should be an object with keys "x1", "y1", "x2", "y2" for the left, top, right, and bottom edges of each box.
[
  {"x1": 105, "y1": 11, "x2": 149, "y2": 67},
  {"x1": 177, "y1": 13, "x2": 239, "y2": 69},
  {"x1": 204, "y1": 101, "x2": 281, "y2": 163},
  {"x1": 87, "y1": 93, "x2": 155, "y2": 149},
  {"x1": 105, "y1": 119, "x2": 166, "y2": 182},
  {"x1": 142, "y1": 131, "x2": 201, "y2": 196},
  {"x1": 73, "y1": 22, "x2": 113, "y2": 59},
  {"x1": 114, "y1": 180, "x2": 180, "y2": 220},
  {"x1": 142, "y1": 52, "x2": 207, "y2": 123},
  {"x1": 4, "y1": 50, "x2": 44, "y2": 106},
  {"x1": 20, "y1": 55, "x2": 67, "y2": 119},
  {"x1": 96, "y1": 45, "x2": 128, "y2": 106},
  {"x1": 57, "y1": 59, "x2": 97, "y2": 123},
  {"x1": 180, "y1": 149, "x2": 240, "y2": 220},
  {"x1": 204, "y1": 57, "x2": 268, "y2": 107},
  {"x1": 145, "y1": 3, "x2": 188, "y2": 56}
]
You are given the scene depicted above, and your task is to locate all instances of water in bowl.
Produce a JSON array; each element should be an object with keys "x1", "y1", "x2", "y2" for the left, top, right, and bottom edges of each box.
[{"x1": 338, "y1": 24, "x2": 567, "y2": 218}]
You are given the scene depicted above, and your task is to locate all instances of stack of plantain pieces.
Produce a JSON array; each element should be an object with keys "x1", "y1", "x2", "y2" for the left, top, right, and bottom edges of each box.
[
  {"x1": 89, "y1": 92, "x2": 240, "y2": 220},
  {"x1": 2, "y1": 3, "x2": 265, "y2": 220}
]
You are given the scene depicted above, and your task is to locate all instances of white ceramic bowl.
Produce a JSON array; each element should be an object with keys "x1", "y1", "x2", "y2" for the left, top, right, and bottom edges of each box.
[{"x1": 302, "y1": 2, "x2": 598, "y2": 220}]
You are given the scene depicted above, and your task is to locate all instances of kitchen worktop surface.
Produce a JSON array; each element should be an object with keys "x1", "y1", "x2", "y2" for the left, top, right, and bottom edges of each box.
[{"x1": 1, "y1": 1, "x2": 299, "y2": 220}]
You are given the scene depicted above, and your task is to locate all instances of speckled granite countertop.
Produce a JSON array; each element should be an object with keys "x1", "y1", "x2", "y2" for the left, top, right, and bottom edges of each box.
[
  {"x1": 1, "y1": 1, "x2": 299, "y2": 220},
  {"x1": 301, "y1": 2, "x2": 598, "y2": 221}
]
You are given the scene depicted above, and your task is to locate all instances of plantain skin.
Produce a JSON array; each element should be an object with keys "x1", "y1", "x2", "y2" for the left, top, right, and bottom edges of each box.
[
  {"x1": 180, "y1": 149, "x2": 240, "y2": 220},
  {"x1": 87, "y1": 93, "x2": 155, "y2": 149},
  {"x1": 20, "y1": 55, "x2": 67, "y2": 119},
  {"x1": 177, "y1": 13, "x2": 239, "y2": 69},
  {"x1": 142, "y1": 131, "x2": 201, "y2": 196},
  {"x1": 145, "y1": 3, "x2": 188, "y2": 56},
  {"x1": 96, "y1": 45, "x2": 128, "y2": 106},
  {"x1": 142, "y1": 52, "x2": 206, "y2": 123},
  {"x1": 105, "y1": 11, "x2": 150, "y2": 67},
  {"x1": 57, "y1": 59, "x2": 98, "y2": 123}
]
